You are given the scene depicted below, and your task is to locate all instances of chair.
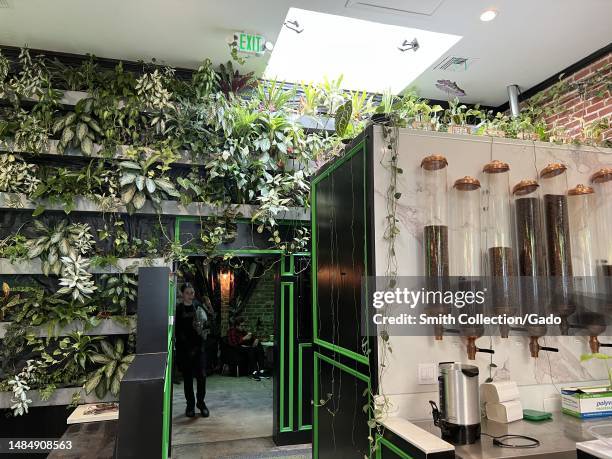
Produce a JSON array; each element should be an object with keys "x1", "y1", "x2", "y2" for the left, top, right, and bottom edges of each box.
[{"x1": 220, "y1": 336, "x2": 247, "y2": 377}]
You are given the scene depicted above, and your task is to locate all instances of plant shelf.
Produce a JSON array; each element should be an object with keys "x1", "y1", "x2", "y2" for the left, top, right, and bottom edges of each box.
[
  {"x1": 1, "y1": 139, "x2": 204, "y2": 166},
  {"x1": 0, "y1": 192, "x2": 310, "y2": 220},
  {"x1": 0, "y1": 317, "x2": 136, "y2": 339},
  {"x1": 0, "y1": 386, "x2": 117, "y2": 410},
  {"x1": 0, "y1": 257, "x2": 171, "y2": 275}
]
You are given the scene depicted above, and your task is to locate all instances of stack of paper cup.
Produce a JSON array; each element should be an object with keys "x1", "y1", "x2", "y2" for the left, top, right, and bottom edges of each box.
[{"x1": 481, "y1": 381, "x2": 523, "y2": 423}]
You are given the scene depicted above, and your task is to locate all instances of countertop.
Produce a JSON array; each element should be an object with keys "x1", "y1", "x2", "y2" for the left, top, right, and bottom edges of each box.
[{"x1": 413, "y1": 414, "x2": 610, "y2": 459}]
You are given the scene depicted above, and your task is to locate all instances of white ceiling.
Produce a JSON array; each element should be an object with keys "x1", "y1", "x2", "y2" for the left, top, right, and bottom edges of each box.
[{"x1": 0, "y1": 0, "x2": 610, "y2": 105}]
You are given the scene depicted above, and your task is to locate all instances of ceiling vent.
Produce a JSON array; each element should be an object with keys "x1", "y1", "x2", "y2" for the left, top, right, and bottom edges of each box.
[
  {"x1": 345, "y1": 0, "x2": 445, "y2": 17},
  {"x1": 433, "y1": 56, "x2": 477, "y2": 72},
  {"x1": 0, "y1": 0, "x2": 10, "y2": 8}
]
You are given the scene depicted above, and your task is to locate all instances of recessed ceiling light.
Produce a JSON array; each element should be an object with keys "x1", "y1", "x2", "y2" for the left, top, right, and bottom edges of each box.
[
  {"x1": 264, "y1": 8, "x2": 462, "y2": 94},
  {"x1": 480, "y1": 10, "x2": 498, "y2": 22}
]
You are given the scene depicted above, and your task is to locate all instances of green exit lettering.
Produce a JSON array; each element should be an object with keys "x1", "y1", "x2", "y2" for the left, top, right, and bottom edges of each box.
[{"x1": 238, "y1": 32, "x2": 264, "y2": 54}]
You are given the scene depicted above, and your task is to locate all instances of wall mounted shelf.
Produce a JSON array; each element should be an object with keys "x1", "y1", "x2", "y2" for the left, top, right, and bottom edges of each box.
[
  {"x1": 0, "y1": 257, "x2": 171, "y2": 275},
  {"x1": 1, "y1": 139, "x2": 203, "y2": 166},
  {"x1": 0, "y1": 386, "x2": 118, "y2": 410},
  {"x1": 0, "y1": 192, "x2": 310, "y2": 221},
  {"x1": 0, "y1": 317, "x2": 136, "y2": 339}
]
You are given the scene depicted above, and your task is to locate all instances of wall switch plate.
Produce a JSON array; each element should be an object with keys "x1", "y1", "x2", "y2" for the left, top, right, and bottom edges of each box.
[{"x1": 418, "y1": 363, "x2": 438, "y2": 385}]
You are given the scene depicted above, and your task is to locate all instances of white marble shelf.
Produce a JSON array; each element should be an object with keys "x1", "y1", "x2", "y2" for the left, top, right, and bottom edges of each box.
[
  {"x1": 0, "y1": 317, "x2": 136, "y2": 339},
  {"x1": 381, "y1": 417, "x2": 454, "y2": 455},
  {"x1": 0, "y1": 192, "x2": 310, "y2": 221},
  {"x1": 0, "y1": 257, "x2": 170, "y2": 275},
  {"x1": 0, "y1": 386, "x2": 118, "y2": 409}
]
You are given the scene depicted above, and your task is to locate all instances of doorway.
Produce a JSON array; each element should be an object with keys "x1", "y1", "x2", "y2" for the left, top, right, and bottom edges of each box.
[{"x1": 170, "y1": 253, "x2": 312, "y2": 458}]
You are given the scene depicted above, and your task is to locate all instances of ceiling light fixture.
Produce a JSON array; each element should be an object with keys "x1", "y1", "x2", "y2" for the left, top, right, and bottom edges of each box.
[
  {"x1": 479, "y1": 9, "x2": 498, "y2": 22},
  {"x1": 283, "y1": 20, "x2": 304, "y2": 34},
  {"x1": 398, "y1": 38, "x2": 420, "y2": 53}
]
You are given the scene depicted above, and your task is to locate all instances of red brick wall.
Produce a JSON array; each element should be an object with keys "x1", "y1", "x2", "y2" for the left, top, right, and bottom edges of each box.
[{"x1": 526, "y1": 52, "x2": 611, "y2": 142}]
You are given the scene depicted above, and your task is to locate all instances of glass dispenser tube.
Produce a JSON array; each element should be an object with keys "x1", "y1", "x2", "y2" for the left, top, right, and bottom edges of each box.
[
  {"x1": 450, "y1": 176, "x2": 483, "y2": 359},
  {"x1": 483, "y1": 160, "x2": 517, "y2": 338},
  {"x1": 591, "y1": 168, "x2": 612, "y2": 346},
  {"x1": 591, "y1": 168, "x2": 612, "y2": 277},
  {"x1": 421, "y1": 154, "x2": 449, "y2": 340},
  {"x1": 422, "y1": 155, "x2": 449, "y2": 277},
  {"x1": 540, "y1": 163, "x2": 574, "y2": 334},
  {"x1": 568, "y1": 184, "x2": 604, "y2": 352},
  {"x1": 512, "y1": 180, "x2": 548, "y2": 356}
]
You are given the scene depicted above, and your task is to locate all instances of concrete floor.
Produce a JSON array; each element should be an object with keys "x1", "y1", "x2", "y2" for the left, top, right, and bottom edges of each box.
[{"x1": 171, "y1": 374, "x2": 311, "y2": 459}]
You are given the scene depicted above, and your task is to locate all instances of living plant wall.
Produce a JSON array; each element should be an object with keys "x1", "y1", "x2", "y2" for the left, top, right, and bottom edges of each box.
[
  {"x1": 0, "y1": 45, "x2": 609, "y2": 419},
  {"x1": 0, "y1": 48, "x2": 335, "y2": 417}
]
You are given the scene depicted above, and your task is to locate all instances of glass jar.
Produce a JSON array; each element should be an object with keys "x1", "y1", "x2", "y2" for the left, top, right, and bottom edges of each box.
[
  {"x1": 512, "y1": 179, "x2": 548, "y2": 345},
  {"x1": 450, "y1": 176, "x2": 483, "y2": 358},
  {"x1": 483, "y1": 160, "x2": 517, "y2": 337},
  {"x1": 591, "y1": 168, "x2": 612, "y2": 276},
  {"x1": 421, "y1": 154, "x2": 449, "y2": 277},
  {"x1": 450, "y1": 176, "x2": 482, "y2": 277},
  {"x1": 421, "y1": 155, "x2": 450, "y2": 340},
  {"x1": 568, "y1": 184, "x2": 604, "y2": 352},
  {"x1": 591, "y1": 168, "x2": 612, "y2": 350},
  {"x1": 540, "y1": 163, "x2": 574, "y2": 334}
]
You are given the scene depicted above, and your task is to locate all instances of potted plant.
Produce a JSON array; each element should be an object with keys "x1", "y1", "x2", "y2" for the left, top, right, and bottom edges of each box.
[
  {"x1": 478, "y1": 112, "x2": 510, "y2": 137},
  {"x1": 412, "y1": 102, "x2": 443, "y2": 131},
  {"x1": 444, "y1": 98, "x2": 482, "y2": 135}
]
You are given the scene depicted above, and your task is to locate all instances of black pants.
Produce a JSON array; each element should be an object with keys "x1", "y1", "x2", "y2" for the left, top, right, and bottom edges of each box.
[
  {"x1": 182, "y1": 350, "x2": 207, "y2": 410},
  {"x1": 241, "y1": 343, "x2": 265, "y2": 373}
]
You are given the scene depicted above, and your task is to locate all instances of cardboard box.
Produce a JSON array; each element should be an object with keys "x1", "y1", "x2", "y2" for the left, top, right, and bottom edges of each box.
[{"x1": 562, "y1": 386, "x2": 612, "y2": 419}]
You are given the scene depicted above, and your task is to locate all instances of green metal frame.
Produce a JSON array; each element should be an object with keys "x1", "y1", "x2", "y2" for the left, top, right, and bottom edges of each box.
[
  {"x1": 298, "y1": 342, "x2": 313, "y2": 431},
  {"x1": 280, "y1": 254, "x2": 295, "y2": 276},
  {"x1": 310, "y1": 140, "x2": 370, "y2": 365},
  {"x1": 161, "y1": 278, "x2": 176, "y2": 459},
  {"x1": 375, "y1": 436, "x2": 414, "y2": 459},
  {"x1": 312, "y1": 351, "x2": 370, "y2": 459},
  {"x1": 171, "y1": 217, "x2": 313, "y2": 443},
  {"x1": 279, "y1": 280, "x2": 295, "y2": 432}
]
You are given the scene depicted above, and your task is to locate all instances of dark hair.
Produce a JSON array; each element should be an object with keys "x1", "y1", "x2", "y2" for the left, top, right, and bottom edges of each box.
[
  {"x1": 232, "y1": 316, "x2": 246, "y2": 326},
  {"x1": 180, "y1": 282, "x2": 194, "y2": 293}
]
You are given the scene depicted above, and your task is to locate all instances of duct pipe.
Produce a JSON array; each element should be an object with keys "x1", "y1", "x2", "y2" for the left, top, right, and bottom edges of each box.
[{"x1": 507, "y1": 84, "x2": 521, "y2": 118}]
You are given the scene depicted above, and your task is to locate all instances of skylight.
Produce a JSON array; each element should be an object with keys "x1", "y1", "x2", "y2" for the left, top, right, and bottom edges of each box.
[{"x1": 264, "y1": 8, "x2": 462, "y2": 95}]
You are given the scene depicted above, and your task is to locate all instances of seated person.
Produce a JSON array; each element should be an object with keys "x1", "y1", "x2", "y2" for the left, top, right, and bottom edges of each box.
[{"x1": 227, "y1": 317, "x2": 267, "y2": 381}]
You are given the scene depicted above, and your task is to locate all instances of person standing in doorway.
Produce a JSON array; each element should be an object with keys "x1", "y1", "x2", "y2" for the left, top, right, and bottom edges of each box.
[{"x1": 175, "y1": 283, "x2": 210, "y2": 418}]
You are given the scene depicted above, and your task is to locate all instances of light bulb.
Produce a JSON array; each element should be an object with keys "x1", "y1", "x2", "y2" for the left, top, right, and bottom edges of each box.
[{"x1": 480, "y1": 10, "x2": 498, "y2": 22}]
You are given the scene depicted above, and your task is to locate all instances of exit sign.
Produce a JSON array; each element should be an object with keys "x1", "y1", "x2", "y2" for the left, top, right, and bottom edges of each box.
[{"x1": 236, "y1": 32, "x2": 265, "y2": 55}]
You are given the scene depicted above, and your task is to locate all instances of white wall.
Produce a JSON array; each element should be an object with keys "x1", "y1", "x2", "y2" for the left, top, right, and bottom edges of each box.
[{"x1": 371, "y1": 126, "x2": 612, "y2": 420}]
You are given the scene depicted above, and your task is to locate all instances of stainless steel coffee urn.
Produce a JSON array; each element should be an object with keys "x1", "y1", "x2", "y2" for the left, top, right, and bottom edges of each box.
[{"x1": 429, "y1": 362, "x2": 480, "y2": 444}]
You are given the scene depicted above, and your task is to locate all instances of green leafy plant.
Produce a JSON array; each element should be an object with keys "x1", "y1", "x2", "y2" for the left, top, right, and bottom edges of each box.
[
  {"x1": 48, "y1": 55, "x2": 99, "y2": 91},
  {"x1": 14, "y1": 109, "x2": 50, "y2": 153},
  {"x1": 118, "y1": 149, "x2": 181, "y2": 213},
  {"x1": 0, "y1": 234, "x2": 30, "y2": 262},
  {"x1": 52, "y1": 97, "x2": 102, "y2": 155},
  {"x1": 334, "y1": 99, "x2": 352, "y2": 138},
  {"x1": 0, "y1": 154, "x2": 40, "y2": 195},
  {"x1": 97, "y1": 273, "x2": 138, "y2": 315},
  {"x1": 57, "y1": 254, "x2": 96, "y2": 303},
  {"x1": 25, "y1": 220, "x2": 94, "y2": 275},
  {"x1": 191, "y1": 58, "x2": 220, "y2": 100},
  {"x1": 8, "y1": 48, "x2": 50, "y2": 99},
  {"x1": 8, "y1": 360, "x2": 42, "y2": 416},
  {"x1": 30, "y1": 160, "x2": 116, "y2": 213},
  {"x1": 218, "y1": 61, "x2": 256, "y2": 96},
  {"x1": 84, "y1": 338, "x2": 134, "y2": 398}
]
